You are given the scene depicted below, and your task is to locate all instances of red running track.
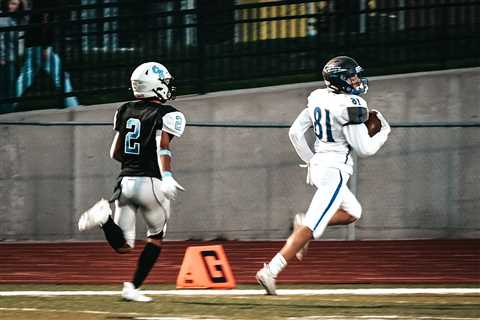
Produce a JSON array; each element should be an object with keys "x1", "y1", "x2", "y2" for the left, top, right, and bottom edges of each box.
[{"x1": 0, "y1": 240, "x2": 478, "y2": 284}]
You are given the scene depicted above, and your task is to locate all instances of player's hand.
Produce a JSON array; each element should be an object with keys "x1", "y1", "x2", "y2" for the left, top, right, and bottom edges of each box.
[
  {"x1": 161, "y1": 175, "x2": 185, "y2": 200},
  {"x1": 371, "y1": 109, "x2": 391, "y2": 134}
]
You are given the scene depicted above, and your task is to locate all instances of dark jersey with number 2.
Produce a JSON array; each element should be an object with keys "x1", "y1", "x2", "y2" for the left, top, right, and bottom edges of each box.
[{"x1": 114, "y1": 100, "x2": 179, "y2": 179}]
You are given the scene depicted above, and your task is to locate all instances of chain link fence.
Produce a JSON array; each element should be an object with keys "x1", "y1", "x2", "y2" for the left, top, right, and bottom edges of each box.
[{"x1": 0, "y1": 0, "x2": 479, "y2": 112}]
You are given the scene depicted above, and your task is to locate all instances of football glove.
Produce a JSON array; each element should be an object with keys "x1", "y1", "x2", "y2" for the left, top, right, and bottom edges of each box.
[{"x1": 161, "y1": 175, "x2": 185, "y2": 200}]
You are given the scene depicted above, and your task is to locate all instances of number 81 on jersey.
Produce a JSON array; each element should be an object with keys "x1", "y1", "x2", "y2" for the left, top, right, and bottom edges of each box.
[{"x1": 313, "y1": 107, "x2": 335, "y2": 143}]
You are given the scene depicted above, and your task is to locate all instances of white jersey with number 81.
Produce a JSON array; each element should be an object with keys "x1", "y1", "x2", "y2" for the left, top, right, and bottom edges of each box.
[{"x1": 292, "y1": 88, "x2": 369, "y2": 175}]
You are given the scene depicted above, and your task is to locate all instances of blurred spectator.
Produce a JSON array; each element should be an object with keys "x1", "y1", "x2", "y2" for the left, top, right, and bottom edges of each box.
[
  {"x1": 16, "y1": 0, "x2": 79, "y2": 108},
  {"x1": 0, "y1": 0, "x2": 27, "y2": 113}
]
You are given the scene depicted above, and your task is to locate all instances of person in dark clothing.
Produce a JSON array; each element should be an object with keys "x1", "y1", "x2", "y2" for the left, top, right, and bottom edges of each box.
[
  {"x1": 15, "y1": 0, "x2": 79, "y2": 108},
  {"x1": 0, "y1": 0, "x2": 27, "y2": 113}
]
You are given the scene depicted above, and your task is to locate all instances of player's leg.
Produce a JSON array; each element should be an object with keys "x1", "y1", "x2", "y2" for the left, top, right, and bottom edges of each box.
[
  {"x1": 121, "y1": 232, "x2": 162, "y2": 303},
  {"x1": 112, "y1": 199, "x2": 135, "y2": 253},
  {"x1": 77, "y1": 200, "x2": 133, "y2": 254},
  {"x1": 293, "y1": 212, "x2": 310, "y2": 261},
  {"x1": 78, "y1": 178, "x2": 134, "y2": 254},
  {"x1": 15, "y1": 47, "x2": 37, "y2": 97},
  {"x1": 257, "y1": 168, "x2": 348, "y2": 295},
  {"x1": 78, "y1": 179, "x2": 136, "y2": 253},
  {"x1": 328, "y1": 209, "x2": 357, "y2": 225},
  {"x1": 294, "y1": 207, "x2": 355, "y2": 260},
  {"x1": 329, "y1": 186, "x2": 362, "y2": 225},
  {"x1": 283, "y1": 169, "x2": 347, "y2": 259},
  {"x1": 43, "y1": 48, "x2": 79, "y2": 108},
  {"x1": 122, "y1": 177, "x2": 168, "y2": 302},
  {"x1": 256, "y1": 224, "x2": 312, "y2": 295},
  {"x1": 296, "y1": 177, "x2": 359, "y2": 260},
  {"x1": 132, "y1": 177, "x2": 169, "y2": 288}
]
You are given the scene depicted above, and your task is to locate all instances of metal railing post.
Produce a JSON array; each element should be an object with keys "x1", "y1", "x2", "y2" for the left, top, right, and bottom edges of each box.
[
  {"x1": 59, "y1": 5, "x2": 66, "y2": 108},
  {"x1": 196, "y1": 5, "x2": 206, "y2": 94}
]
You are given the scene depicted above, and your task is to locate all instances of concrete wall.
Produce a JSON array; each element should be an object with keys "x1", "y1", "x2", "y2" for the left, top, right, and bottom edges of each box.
[{"x1": 0, "y1": 67, "x2": 479, "y2": 241}]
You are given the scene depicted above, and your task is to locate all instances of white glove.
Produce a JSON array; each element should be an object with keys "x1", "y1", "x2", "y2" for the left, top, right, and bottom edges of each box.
[{"x1": 161, "y1": 175, "x2": 185, "y2": 200}]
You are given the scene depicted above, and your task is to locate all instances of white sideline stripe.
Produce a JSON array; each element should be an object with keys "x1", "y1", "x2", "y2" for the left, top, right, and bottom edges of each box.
[
  {"x1": 0, "y1": 288, "x2": 478, "y2": 296},
  {"x1": 0, "y1": 309, "x2": 477, "y2": 320},
  {"x1": 0, "y1": 308, "x2": 478, "y2": 320},
  {"x1": 287, "y1": 317, "x2": 480, "y2": 320},
  {"x1": 0, "y1": 307, "x2": 141, "y2": 315},
  {"x1": 0, "y1": 308, "x2": 222, "y2": 320}
]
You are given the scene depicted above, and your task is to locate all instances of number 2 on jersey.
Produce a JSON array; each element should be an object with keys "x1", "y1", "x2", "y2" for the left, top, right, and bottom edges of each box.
[
  {"x1": 125, "y1": 118, "x2": 141, "y2": 155},
  {"x1": 313, "y1": 107, "x2": 334, "y2": 142}
]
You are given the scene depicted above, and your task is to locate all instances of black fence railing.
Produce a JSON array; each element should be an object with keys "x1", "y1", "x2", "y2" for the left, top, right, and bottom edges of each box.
[{"x1": 0, "y1": 0, "x2": 479, "y2": 113}]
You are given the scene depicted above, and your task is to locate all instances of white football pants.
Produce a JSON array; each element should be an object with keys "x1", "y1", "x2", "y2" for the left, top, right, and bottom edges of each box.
[
  {"x1": 304, "y1": 167, "x2": 362, "y2": 239},
  {"x1": 114, "y1": 176, "x2": 170, "y2": 247}
]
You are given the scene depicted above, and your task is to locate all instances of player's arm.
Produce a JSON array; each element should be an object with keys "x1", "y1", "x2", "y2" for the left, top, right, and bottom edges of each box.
[
  {"x1": 110, "y1": 110, "x2": 124, "y2": 162},
  {"x1": 110, "y1": 132, "x2": 123, "y2": 162},
  {"x1": 156, "y1": 111, "x2": 186, "y2": 200},
  {"x1": 342, "y1": 109, "x2": 391, "y2": 157},
  {"x1": 289, "y1": 108, "x2": 314, "y2": 163},
  {"x1": 156, "y1": 130, "x2": 175, "y2": 176}
]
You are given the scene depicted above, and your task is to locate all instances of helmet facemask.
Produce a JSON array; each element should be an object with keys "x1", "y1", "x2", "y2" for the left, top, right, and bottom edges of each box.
[
  {"x1": 153, "y1": 77, "x2": 177, "y2": 102},
  {"x1": 344, "y1": 67, "x2": 368, "y2": 95}
]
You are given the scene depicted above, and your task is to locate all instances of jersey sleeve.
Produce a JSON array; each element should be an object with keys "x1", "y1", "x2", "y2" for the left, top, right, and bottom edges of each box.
[
  {"x1": 162, "y1": 111, "x2": 186, "y2": 137},
  {"x1": 342, "y1": 116, "x2": 390, "y2": 158},
  {"x1": 289, "y1": 108, "x2": 314, "y2": 163},
  {"x1": 113, "y1": 103, "x2": 127, "y2": 131},
  {"x1": 339, "y1": 96, "x2": 369, "y2": 125}
]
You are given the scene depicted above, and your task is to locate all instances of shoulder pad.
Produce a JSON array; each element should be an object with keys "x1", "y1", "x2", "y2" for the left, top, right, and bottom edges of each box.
[
  {"x1": 307, "y1": 88, "x2": 327, "y2": 106},
  {"x1": 346, "y1": 107, "x2": 369, "y2": 124},
  {"x1": 162, "y1": 111, "x2": 186, "y2": 137}
]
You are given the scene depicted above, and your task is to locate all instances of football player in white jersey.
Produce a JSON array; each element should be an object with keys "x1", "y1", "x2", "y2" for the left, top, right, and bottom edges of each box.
[
  {"x1": 256, "y1": 56, "x2": 391, "y2": 295},
  {"x1": 78, "y1": 62, "x2": 186, "y2": 302}
]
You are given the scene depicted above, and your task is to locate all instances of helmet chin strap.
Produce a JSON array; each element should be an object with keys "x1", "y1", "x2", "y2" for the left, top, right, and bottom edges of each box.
[{"x1": 152, "y1": 88, "x2": 167, "y2": 103}]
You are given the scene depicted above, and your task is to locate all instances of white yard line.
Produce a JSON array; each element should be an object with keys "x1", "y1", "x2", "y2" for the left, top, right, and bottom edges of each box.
[
  {"x1": 0, "y1": 307, "x2": 141, "y2": 315},
  {"x1": 2, "y1": 308, "x2": 477, "y2": 320},
  {"x1": 0, "y1": 288, "x2": 478, "y2": 296}
]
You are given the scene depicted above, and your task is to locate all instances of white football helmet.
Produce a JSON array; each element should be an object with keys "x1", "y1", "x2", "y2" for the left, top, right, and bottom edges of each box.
[{"x1": 130, "y1": 62, "x2": 176, "y2": 101}]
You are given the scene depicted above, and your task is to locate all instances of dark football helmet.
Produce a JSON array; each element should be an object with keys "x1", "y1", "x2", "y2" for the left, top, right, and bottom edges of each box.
[{"x1": 322, "y1": 56, "x2": 368, "y2": 95}]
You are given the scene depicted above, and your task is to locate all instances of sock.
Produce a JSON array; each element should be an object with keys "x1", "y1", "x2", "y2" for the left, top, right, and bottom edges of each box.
[
  {"x1": 132, "y1": 242, "x2": 161, "y2": 288},
  {"x1": 102, "y1": 216, "x2": 126, "y2": 251},
  {"x1": 267, "y1": 253, "x2": 287, "y2": 278}
]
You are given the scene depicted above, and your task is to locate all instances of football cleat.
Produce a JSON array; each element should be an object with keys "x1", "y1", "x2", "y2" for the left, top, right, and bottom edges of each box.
[
  {"x1": 293, "y1": 213, "x2": 310, "y2": 261},
  {"x1": 122, "y1": 282, "x2": 152, "y2": 302},
  {"x1": 256, "y1": 264, "x2": 277, "y2": 295},
  {"x1": 78, "y1": 198, "x2": 111, "y2": 231}
]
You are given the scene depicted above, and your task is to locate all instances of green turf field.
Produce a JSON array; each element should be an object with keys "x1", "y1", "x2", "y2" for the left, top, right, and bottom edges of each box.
[{"x1": 0, "y1": 284, "x2": 479, "y2": 320}]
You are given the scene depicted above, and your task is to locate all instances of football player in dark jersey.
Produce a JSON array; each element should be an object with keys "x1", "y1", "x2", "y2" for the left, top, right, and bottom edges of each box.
[{"x1": 78, "y1": 62, "x2": 186, "y2": 302}]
